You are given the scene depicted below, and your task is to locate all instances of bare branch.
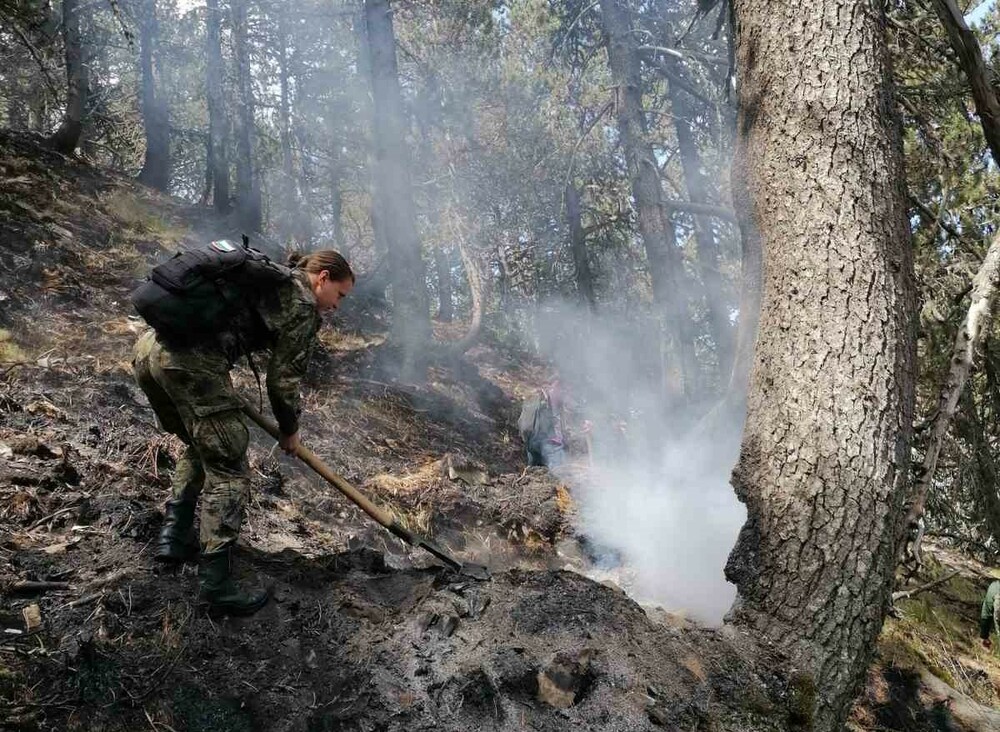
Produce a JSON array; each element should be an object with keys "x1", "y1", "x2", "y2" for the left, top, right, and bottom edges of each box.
[{"x1": 892, "y1": 569, "x2": 960, "y2": 601}]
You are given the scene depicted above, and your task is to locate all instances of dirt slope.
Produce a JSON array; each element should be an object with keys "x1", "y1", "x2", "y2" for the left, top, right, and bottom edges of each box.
[{"x1": 1, "y1": 130, "x2": 998, "y2": 731}]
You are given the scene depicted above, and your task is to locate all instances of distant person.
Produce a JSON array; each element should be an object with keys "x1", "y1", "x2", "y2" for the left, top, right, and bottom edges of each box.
[
  {"x1": 980, "y1": 578, "x2": 1000, "y2": 649},
  {"x1": 517, "y1": 380, "x2": 566, "y2": 470},
  {"x1": 131, "y1": 242, "x2": 354, "y2": 616},
  {"x1": 582, "y1": 414, "x2": 629, "y2": 466}
]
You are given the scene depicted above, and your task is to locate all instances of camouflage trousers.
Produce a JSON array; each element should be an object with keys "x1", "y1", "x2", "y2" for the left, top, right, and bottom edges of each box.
[{"x1": 132, "y1": 330, "x2": 250, "y2": 553}]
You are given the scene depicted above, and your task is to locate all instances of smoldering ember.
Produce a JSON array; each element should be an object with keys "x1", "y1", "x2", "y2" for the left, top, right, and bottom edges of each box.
[{"x1": 3, "y1": 1, "x2": 1000, "y2": 730}]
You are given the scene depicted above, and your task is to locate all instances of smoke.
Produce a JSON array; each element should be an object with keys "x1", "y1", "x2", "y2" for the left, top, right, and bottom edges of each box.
[{"x1": 532, "y1": 302, "x2": 746, "y2": 625}]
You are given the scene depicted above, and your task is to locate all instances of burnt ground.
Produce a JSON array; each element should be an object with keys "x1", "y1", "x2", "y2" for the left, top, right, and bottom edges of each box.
[{"x1": 1, "y1": 130, "x2": 998, "y2": 731}]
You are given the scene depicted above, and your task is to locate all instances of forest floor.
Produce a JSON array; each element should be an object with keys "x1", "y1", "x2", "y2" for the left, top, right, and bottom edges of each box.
[{"x1": 0, "y1": 130, "x2": 998, "y2": 732}]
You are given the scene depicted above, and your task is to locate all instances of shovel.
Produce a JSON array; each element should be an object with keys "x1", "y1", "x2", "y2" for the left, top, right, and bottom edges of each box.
[{"x1": 242, "y1": 402, "x2": 490, "y2": 581}]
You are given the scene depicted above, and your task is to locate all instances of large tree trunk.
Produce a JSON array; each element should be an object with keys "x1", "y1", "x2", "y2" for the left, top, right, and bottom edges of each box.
[
  {"x1": 364, "y1": 0, "x2": 431, "y2": 380},
  {"x1": 668, "y1": 81, "x2": 733, "y2": 380},
  {"x1": 137, "y1": 0, "x2": 170, "y2": 192},
  {"x1": 200, "y1": 132, "x2": 213, "y2": 205},
  {"x1": 274, "y1": 4, "x2": 300, "y2": 245},
  {"x1": 205, "y1": 0, "x2": 229, "y2": 214},
  {"x1": 599, "y1": 0, "x2": 698, "y2": 403},
  {"x1": 724, "y1": 1, "x2": 916, "y2": 730},
  {"x1": 565, "y1": 183, "x2": 597, "y2": 311},
  {"x1": 46, "y1": 0, "x2": 87, "y2": 155},
  {"x1": 231, "y1": 0, "x2": 261, "y2": 232}
]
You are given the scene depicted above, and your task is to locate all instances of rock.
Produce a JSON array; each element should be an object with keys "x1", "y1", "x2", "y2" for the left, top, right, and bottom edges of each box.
[
  {"x1": 21, "y1": 604, "x2": 42, "y2": 633},
  {"x1": 441, "y1": 453, "x2": 489, "y2": 487},
  {"x1": 0, "y1": 442, "x2": 12, "y2": 460},
  {"x1": 536, "y1": 649, "x2": 597, "y2": 709}
]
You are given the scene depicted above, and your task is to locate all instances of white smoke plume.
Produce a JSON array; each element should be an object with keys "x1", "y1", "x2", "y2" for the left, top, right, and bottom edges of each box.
[{"x1": 532, "y1": 302, "x2": 746, "y2": 624}]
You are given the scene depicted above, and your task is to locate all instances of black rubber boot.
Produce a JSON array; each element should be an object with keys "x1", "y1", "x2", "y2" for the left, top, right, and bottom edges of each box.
[
  {"x1": 198, "y1": 548, "x2": 268, "y2": 617},
  {"x1": 154, "y1": 499, "x2": 199, "y2": 563}
]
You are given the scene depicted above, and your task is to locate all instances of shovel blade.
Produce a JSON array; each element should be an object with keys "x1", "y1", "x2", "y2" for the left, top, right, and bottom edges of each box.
[{"x1": 417, "y1": 537, "x2": 491, "y2": 580}]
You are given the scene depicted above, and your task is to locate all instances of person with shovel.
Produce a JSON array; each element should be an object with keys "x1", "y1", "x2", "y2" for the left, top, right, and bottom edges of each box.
[
  {"x1": 131, "y1": 243, "x2": 354, "y2": 616},
  {"x1": 518, "y1": 379, "x2": 567, "y2": 470}
]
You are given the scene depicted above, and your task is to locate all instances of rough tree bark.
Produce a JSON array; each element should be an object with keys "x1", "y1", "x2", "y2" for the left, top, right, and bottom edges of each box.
[
  {"x1": 231, "y1": 0, "x2": 262, "y2": 232},
  {"x1": 46, "y1": 0, "x2": 87, "y2": 154},
  {"x1": 364, "y1": 0, "x2": 431, "y2": 380},
  {"x1": 908, "y1": 234, "x2": 1000, "y2": 521},
  {"x1": 205, "y1": 0, "x2": 229, "y2": 214},
  {"x1": 137, "y1": 0, "x2": 170, "y2": 192},
  {"x1": 724, "y1": 1, "x2": 916, "y2": 730},
  {"x1": 599, "y1": 0, "x2": 698, "y2": 401},
  {"x1": 668, "y1": 80, "x2": 733, "y2": 378},
  {"x1": 565, "y1": 183, "x2": 597, "y2": 311}
]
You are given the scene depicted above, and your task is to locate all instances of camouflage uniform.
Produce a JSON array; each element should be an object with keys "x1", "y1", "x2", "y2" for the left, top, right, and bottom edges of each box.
[
  {"x1": 981, "y1": 580, "x2": 1000, "y2": 641},
  {"x1": 132, "y1": 270, "x2": 319, "y2": 554}
]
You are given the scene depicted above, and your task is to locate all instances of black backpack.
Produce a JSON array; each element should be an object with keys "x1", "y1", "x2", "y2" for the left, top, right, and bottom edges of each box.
[{"x1": 131, "y1": 237, "x2": 292, "y2": 346}]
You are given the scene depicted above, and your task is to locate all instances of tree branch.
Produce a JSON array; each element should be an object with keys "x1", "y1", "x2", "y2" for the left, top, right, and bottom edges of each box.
[
  {"x1": 892, "y1": 569, "x2": 960, "y2": 601},
  {"x1": 910, "y1": 194, "x2": 964, "y2": 242},
  {"x1": 665, "y1": 199, "x2": 738, "y2": 224},
  {"x1": 929, "y1": 0, "x2": 1000, "y2": 166}
]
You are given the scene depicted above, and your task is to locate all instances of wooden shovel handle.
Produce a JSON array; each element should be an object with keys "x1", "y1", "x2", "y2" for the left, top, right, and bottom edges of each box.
[{"x1": 241, "y1": 402, "x2": 397, "y2": 530}]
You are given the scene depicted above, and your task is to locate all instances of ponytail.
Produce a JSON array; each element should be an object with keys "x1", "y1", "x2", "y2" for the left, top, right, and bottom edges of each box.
[{"x1": 287, "y1": 250, "x2": 355, "y2": 283}]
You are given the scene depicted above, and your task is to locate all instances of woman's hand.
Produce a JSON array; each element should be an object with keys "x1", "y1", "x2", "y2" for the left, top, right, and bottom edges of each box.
[{"x1": 279, "y1": 431, "x2": 300, "y2": 455}]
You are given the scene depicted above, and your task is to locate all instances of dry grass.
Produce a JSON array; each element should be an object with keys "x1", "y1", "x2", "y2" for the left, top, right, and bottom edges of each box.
[
  {"x1": 366, "y1": 460, "x2": 443, "y2": 496},
  {"x1": 0, "y1": 329, "x2": 27, "y2": 363},
  {"x1": 555, "y1": 484, "x2": 575, "y2": 515},
  {"x1": 99, "y1": 189, "x2": 185, "y2": 246},
  {"x1": 317, "y1": 330, "x2": 385, "y2": 351}
]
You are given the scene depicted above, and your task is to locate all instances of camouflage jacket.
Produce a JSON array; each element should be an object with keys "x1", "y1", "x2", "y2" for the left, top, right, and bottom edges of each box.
[
  {"x1": 982, "y1": 580, "x2": 1000, "y2": 621},
  {"x1": 980, "y1": 580, "x2": 1000, "y2": 639},
  {"x1": 205, "y1": 269, "x2": 319, "y2": 435}
]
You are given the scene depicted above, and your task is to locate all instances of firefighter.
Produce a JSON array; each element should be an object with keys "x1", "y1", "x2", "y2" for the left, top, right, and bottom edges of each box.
[
  {"x1": 132, "y1": 247, "x2": 353, "y2": 615},
  {"x1": 980, "y1": 578, "x2": 1000, "y2": 649}
]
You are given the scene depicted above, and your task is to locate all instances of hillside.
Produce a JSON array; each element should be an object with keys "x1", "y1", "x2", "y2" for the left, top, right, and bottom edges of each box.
[{"x1": 1, "y1": 132, "x2": 999, "y2": 731}]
